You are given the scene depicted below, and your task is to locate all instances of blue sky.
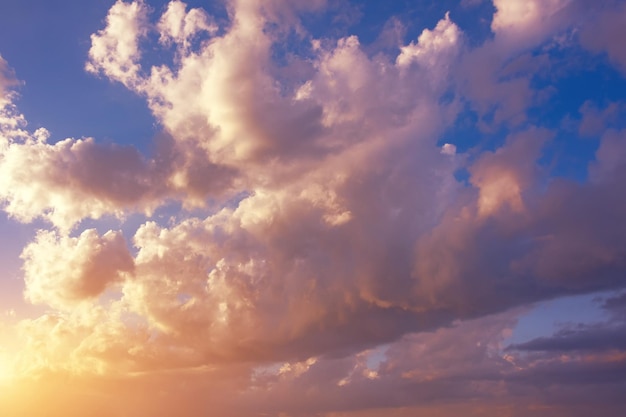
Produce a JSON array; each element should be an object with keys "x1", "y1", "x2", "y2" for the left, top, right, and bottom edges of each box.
[
  {"x1": 1, "y1": 1, "x2": 626, "y2": 416},
  {"x1": 0, "y1": 0, "x2": 156, "y2": 147}
]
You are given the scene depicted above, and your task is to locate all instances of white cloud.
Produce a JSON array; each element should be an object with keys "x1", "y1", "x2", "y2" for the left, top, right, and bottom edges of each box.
[
  {"x1": 22, "y1": 229, "x2": 133, "y2": 309},
  {"x1": 0, "y1": 133, "x2": 167, "y2": 231},
  {"x1": 397, "y1": 12, "x2": 461, "y2": 74},
  {"x1": 441, "y1": 143, "x2": 457, "y2": 156},
  {"x1": 157, "y1": 0, "x2": 218, "y2": 52},
  {"x1": 85, "y1": 0, "x2": 149, "y2": 89},
  {"x1": 491, "y1": 0, "x2": 572, "y2": 47}
]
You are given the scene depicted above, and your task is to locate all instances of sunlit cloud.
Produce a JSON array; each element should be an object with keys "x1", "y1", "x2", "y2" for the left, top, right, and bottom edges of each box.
[{"x1": 1, "y1": 0, "x2": 626, "y2": 416}]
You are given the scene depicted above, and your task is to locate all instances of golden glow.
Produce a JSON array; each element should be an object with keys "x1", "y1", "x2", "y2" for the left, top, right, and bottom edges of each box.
[
  {"x1": 0, "y1": 349, "x2": 15, "y2": 386},
  {"x1": 478, "y1": 173, "x2": 524, "y2": 217}
]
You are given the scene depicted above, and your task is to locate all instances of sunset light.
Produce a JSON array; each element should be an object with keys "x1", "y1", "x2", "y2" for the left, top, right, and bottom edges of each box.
[
  {"x1": 0, "y1": 354, "x2": 11, "y2": 386},
  {"x1": 1, "y1": 0, "x2": 626, "y2": 416}
]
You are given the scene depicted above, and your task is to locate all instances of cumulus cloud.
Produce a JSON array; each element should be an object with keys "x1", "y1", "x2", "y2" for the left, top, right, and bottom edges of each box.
[
  {"x1": 456, "y1": 0, "x2": 586, "y2": 128},
  {"x1": 491, "y1": 0, "x2": 572, "y2": 47},
  {"x1": 157, "y1": 0, "x2": 218, "y2": 52},
  {"x1": 2, "y1": 0, "x2": 463, "y2": 229},
  {"x1": 0, "y1": 132, "x2": 170, "y2": 231},
  {"x1": 85, "y1": 0, "x2": 149, "y2": 89},
  {"x1": 0, "y1": 0, "x2": 469, "y2": 372},
  {"x1": 396, "y1": 13, "x2": 461, "y2": 74},
  {"x1": 21, "y1": 229, "x2": 133, "y2": 309},
  {"x1": 1, "y1": 0, "x2": 626, "y2": 416}
]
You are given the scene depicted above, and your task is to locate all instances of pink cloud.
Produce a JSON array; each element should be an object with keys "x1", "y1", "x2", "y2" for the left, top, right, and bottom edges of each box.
[
  {"x1": 0, "y1": 55, "x2": 18, "y2": 106},
  {"x1": 578, "y1": 101, "x2": 626, "y2": 137},
  {"x1": 1, "y1": 1, "x2": 626, "y2": 416},
  {"x1": 21, "y1": 229, "x2": 133, "y2": 308},
  {"x1": 85, "y1": 0, "x2": 149, "y2": 89},
  {"x1": 579, "y1": 2, "x2": 626, "y2": 75},
  {"x1": 0, "y1": 133, "x2": 169, "y2": 230}
]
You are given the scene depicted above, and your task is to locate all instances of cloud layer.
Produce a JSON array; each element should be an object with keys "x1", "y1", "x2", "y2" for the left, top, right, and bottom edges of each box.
[{"x1": 1, "y1": 0, "x2": 626, "y2": 416}]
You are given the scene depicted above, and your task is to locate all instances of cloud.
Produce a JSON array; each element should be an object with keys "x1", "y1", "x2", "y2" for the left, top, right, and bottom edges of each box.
[
  {"x1": 157, "y1": 0, "x2": 218, "y2": 52},
  {"x1": 0, "y1": 56, "x2": 27, "y2": 149},
  {"x1": 4, "y1": 0, "x2": 626, "y2": 368},
  {"x1": 470, "y1": 128, "x2": 550, "y2": 217},
  {"x1": 3, "y1": 0, "x2": 463, "y2": 230},
  {"x1": 508, "y1": 324, "x2": 626, "y2": 352},
  {"x1": 1, "y1": 0, "x2": 626, "y2": 416},
  {"x1": 578, "y1": 101, "x2": 626, "y2": 137},
  {"x1": 0, "y1": 55, "x2": 18, "y2": 106},
  {"x1": 0, "y1": 130, "x2": 174, "y2": 231},
  {"x1": 603, "y1": 292, "x2": 626, "y2": 318},
  {"x1": 21, "y1": 229, "x2": 134, "y2": 309},
  {"x1": 579, "y1": 2, "x2": 626, "y2": 75},
  {"x1": 0, "y1": 0, "x2": 469, "y2": 372},
  {"x1": 491, "y1": 0, "x2": 572, "y2": 47},
  {"x1": 85, "y1": 0, "x2": 149, "y2": 89},
  {"x1": 456, "y1": 0, "x2": 586, "y2": 128},
  {"x1": 509, "y1": 291, "x2": 626, "y2": 353},
  {"x1": 397, "y1": 13, "x2": 461, "y2": 75},
  {"x1": 5, "y1": 306, "x2": 626, "y2": 417}
]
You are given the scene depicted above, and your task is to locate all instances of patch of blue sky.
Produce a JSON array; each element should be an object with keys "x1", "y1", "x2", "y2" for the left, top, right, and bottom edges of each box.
[
  {"x1": 449, "y1": 0, "x2": 495, "y2": 47},
  {"x1": 300, "y1": 0, "x2": 470, "y2": 51},
  {"x1": 528, "y1": 49, "x2": 626, "y2": 129},
  {"x1": 364, "y1": 343, "x2": 389, "y2": 370},
  {"x1": 530, "y1": 55, "x2": 626, "y2": 181},
  {"x1": 439, "y1": 104, "x2": 493, "y2": 150},
  {"x1": 0, "y1": 0, "x2": 221, "y2": 153},
  {"x1": 441, "y1": 44, "x2": 626, "y2": 185},
  {"x1": 506, "y1": 290, "x2": 615, "y2": 347},
  {"x1": 343, "y1": 0, "x2": 493, "y2": 47},
  {"x1": 290, "y1": 0, "x2": 493, "y2": 66},
  {"x1": 0, "y1": 0, "x2": 157, "y2": 151},
  {"x1": 138, "y1": 0, "x2": 229, "y2": 72}
]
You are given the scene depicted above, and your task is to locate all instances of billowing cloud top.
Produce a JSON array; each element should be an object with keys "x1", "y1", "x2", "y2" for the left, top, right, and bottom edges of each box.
[{"x1": 1, "y1": 1, "x2": 626, "y2": 416}]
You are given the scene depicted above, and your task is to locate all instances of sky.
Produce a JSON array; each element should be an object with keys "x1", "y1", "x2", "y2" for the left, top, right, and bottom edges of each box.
[{"x1": 1, "y1": 0, "x2": 626, "y2": 416}]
